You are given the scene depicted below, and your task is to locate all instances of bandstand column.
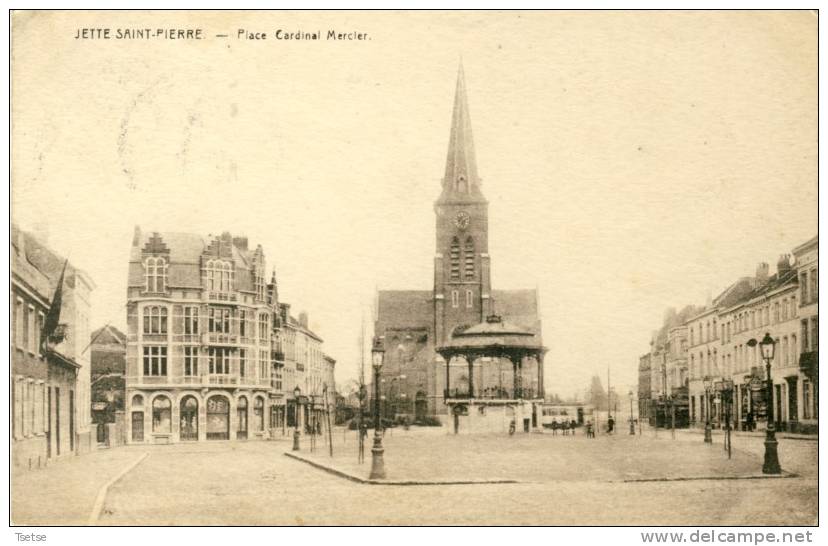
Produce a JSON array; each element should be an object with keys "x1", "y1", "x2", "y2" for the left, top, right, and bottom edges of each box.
[
  {"x1": 512, "y1": 357, "x2": 519, "y2": 399},
  {"x1": 467, "y1": 355, "x2": 474, "y2": 399},
  {"x1": 445, "y1": 355, "x2": 451, "y2": 400},
  {"x1": 537, "y1": 353, "x2": 545, "y2": 399}
]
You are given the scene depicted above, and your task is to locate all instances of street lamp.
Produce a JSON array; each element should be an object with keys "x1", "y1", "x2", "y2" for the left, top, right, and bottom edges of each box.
[
  {"x1": 702, "y1": 376, "x2": 713, "y2": 443},
  {"x1": 721, "y1": 379, "x2": 734, "y2": 459},
  {"x1": 750, "y1": 333, "x2": 781, "y2": 474},
  {"x1": 292, "y1": 385, "x2": 301, "y2": 451},
  {"x1": 628, "y1": 390, "x2": 635, "y2": 435},
  {"x1": 370, "y1": 336, "x2": 387, "y2": 479}
]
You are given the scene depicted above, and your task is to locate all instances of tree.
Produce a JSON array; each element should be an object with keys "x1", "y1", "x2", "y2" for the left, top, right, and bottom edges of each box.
[{"x1": 588, "y1": 375, "x2": 608, "y2": 410}]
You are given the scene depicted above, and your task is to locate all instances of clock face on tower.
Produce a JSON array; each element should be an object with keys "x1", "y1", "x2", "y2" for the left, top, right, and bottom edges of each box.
[{"x1": 454, "y1": 211, "x2": 471, "y2": 230}]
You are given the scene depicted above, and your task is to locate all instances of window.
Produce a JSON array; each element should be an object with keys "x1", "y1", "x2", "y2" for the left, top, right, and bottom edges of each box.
[
  {"x1": 254, "y1": 397, "x2": 265, "y2": 431},
  {"x1": 800, "y1": 272, "x2": 809, "y2": 303},
  {"x1": 713, "y1": 319, "x2": 717, "y2": 339},
  {"x1": 781, "y1": 337, "x2": 788, "y2": 366},
  {"x1": 790, "y1": 334, "x2": 797, "y2": 364},
  {"x1": 259, "y1": 313, "x2": 269, "y2": 340},
  {"x1": 464, "y1": 237, "x2": 475, "y2": 279},
  {"x1": 208, "y1": 308, "x2": 231, "y2": 333},
  {"x1": 142, "y1": 346, "x2": 168, "y2": 376},
  {"x1": 451, "y1": 290, "x2": 459, "y2": 308},
  {"x1": 465, "y1": 289, "x2": 473, "y2": 308},
  {"x1": 144, "y1": 257, "x2": 167, "y2": 293},
  {"x1": 255, "y1": 264, "x2": 266, "y2": 302},
  {"x1": 810, "y1": 268, "x2": 818, "y2": 302},
  {"x1": 14, "y1": 298, "x2": 23, "y2": 348},
  {"x1": 184, "y1": 307, "x2": 199, "y2": 335},
  {"x1": 27, "y1": 305, "x2": 35, "y2": 353},
  {"x1": 239, "y1": 349, "x2": 246, "y2": 378},
  {"x1": 239, "y1": 310, "x2": 246, "y2": 337},
  {"x1": 184, "y1": 346, "x2": 198, "y2": 376},
  {"x1": 260, "y1": 350, "x2": 269, "y2": 379},
  {"x1": 34, "y1": 311, "x2": 43, "y2": 355},
  {"x1": 801, "y1": 319, "x2": 809, "y2": 352},
  {"x1": 690, "y1": 327, "x2": 694, "y2": 345},
  {"x1": 803, "y1": 380, "x2": 812, "y2": 419},
  {"x1": 208, "y1": 347, "x2": 230, "y2": 374},
  {"x1": 791, "y1": 296, "x2": 797, "y2": 317},
  {"x1": 811, "y1": 317, "x2": 818, "y2": 351},
  {"x1": 152, "y1": 396, "x2": 172, "y2": 433},
  {"x1": 206, "y1": 260, "x2": 233, "y2": 292},
  {"x1": 450, "y1": 237, "x2": 460, "y2": 280},
  {"x1": 143, "y1": 306, "x2": 168, "y2": 335},
  {"x1": 274, "y1": 367, "x2": 282, "y2": 391}
]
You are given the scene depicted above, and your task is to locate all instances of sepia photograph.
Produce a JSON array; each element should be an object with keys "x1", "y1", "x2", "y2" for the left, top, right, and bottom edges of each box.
[{"x1": 7, "y1": 7, "x2": 819, "y2": 534}]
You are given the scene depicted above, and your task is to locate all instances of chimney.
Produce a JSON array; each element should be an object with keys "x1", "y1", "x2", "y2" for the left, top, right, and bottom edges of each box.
[
  {"x1": 777, "y1": 254, "x2": 792, "y2": 276},
  {"x1": 132, "y1": 225, "x2": 142, "y2": 247},
  {"x1": 299, "y1": 311, "x2": 308, "y2": 328},
  {"x1": 232, "y1": 236, "x2": 248, "y2": 251},
  {"x1": 755, "y1": 262, "x2": 769, "y2": 284}
]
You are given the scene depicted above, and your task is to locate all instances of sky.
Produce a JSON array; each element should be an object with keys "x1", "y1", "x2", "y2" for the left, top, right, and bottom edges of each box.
[{"x1": 11, "y1": 11, "x2": 817, "y2": 398}]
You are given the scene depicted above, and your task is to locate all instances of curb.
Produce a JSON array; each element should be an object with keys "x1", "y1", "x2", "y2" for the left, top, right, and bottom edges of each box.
[
  {"x1": 620, "y1": 471, "x2": 799, "y2": 483},
  {"x1": 87, "y1": 452, "x2": 149, "y2": 525},
  {"x1": 283, "y1": 452, "x2": 519, "y2": 486}
]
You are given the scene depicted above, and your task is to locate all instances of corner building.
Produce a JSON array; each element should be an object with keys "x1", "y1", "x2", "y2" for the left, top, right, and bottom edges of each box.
[
  {"x1": 125, "y1": 229, "x2": 332, "y2": 443},
  {"x1": 375, "y1": 65, "x2": 543, "y2": 418}
]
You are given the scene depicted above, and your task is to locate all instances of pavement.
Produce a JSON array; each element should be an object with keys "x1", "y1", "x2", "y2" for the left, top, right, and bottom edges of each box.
[{"x1": 10, "y1": 426, "x2": 818, "y2": 526}]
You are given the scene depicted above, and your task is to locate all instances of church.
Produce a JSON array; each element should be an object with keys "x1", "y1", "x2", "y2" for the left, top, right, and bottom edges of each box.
[{"x1": 375, "y1": 65, "x2": 545, "y2": 431}]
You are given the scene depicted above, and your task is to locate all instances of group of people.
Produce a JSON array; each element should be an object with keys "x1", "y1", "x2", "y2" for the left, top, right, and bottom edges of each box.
[{"x1": 549, "y1": 419, "x2": 579, "y2": 435}]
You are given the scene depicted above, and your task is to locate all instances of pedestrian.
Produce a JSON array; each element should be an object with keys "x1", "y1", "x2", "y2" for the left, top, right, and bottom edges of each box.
[
  {"x1": 586, "y1": 420, "x2": 594, "y2": 438},
  {"x1": 551, "y1": 421, "x2": 558, "y2": 436},
  {"x1": 607, "y1": 416, "x2": 615, "y2": 434},
  {"x1": 562, "y1": 420, "x2": 569, "y2": 436}
]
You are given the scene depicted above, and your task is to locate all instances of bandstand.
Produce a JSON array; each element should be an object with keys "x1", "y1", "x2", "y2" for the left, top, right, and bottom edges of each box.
[{"x1": 436, "y1": 315, "x2": 547, "y2": 435}]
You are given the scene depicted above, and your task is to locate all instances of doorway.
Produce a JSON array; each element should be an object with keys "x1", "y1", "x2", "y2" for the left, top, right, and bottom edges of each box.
[
  {"x1": 237, "y1": 396, "x2": 248, "y2": 440},
  {"x1": 131, "y1": 411, "x2": 144, "y2": 442},
  {"x1": 180, "y1": 396, "x2": 199, "y2": 441},
  {"x1": 206, "y1": 395, "x2": 230, "y2": 440}
]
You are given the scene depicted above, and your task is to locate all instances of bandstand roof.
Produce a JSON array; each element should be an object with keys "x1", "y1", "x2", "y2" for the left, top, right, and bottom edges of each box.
[{"x1": 436, "y1": 315, "x2": 546, "y2": 356}]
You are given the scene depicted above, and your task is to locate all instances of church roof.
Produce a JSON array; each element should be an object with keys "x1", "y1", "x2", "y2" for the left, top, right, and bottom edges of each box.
[{"x1": 437, "y1": 62, "x2": 487, "y2": 205}]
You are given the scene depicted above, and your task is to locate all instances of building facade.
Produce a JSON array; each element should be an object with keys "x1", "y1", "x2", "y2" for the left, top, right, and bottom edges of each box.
[
  {"x1": 11, "y1": 225, "x2": 95, "y2": 468},
  {"x1": 124, "y1": 229, "x2": 333, "y2": 444},
  {"x1": 90, "y1": 325, "x2": 127, "y2": 444},
  {"x1": 640, "y1": 236, "x2": 818, "y2": 434},
  {"x1": 374, "y1": 65, "x2": 543, "y2": 417}
]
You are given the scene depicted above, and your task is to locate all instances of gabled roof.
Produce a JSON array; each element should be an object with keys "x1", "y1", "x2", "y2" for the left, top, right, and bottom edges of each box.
[{"x1": 91, "y1": 325, "x2": 127, "y2": 346}]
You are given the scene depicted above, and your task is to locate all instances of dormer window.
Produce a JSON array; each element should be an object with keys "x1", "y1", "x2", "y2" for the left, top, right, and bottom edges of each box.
[
  {"x1": 144, "y1": 257, "x2": 167, "y2": 293},
  {"x1": 206, "y1": 260, "x2": 233, "y2": 292}
]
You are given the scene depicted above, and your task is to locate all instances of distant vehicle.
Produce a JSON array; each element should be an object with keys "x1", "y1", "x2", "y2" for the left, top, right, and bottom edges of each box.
[{"x1": 540, "y1": 403, "x2": 592, "y2": 429}]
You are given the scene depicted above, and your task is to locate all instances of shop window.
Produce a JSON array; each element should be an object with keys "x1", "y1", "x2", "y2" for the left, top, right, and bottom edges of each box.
[{"x1": 152, "y1": 396, "x2": 172, "y2": 433}]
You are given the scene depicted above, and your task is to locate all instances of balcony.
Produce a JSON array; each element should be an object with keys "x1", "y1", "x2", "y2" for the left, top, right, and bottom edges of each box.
[
  {"x1": 126, "y1": 375, "x2": 271, "y2": 389},
  {"x1": 202, "y1": 332, "x2": 239, "y2": 347}
]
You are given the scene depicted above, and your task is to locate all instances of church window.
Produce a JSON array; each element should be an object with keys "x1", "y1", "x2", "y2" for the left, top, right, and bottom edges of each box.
[
  {"x1": 466, "y1": 289, "x2": 473, "y2": 308},
  {"x1": 144, "y1": 257, "x2": 167, "y2": 293},
  {"x1": 464, "y1": 237, "x2": 475, "y2": 279},
  {"x1": 451, "y1": 290, "x2": 459, "y2": 308},
  {"x1": 450, "y1": 237, "x2": 461, "y2": 280}
]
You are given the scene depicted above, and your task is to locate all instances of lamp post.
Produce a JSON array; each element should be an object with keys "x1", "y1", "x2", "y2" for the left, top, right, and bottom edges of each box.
[
  {"x1": 720, "y1": 379, "x2": 733, "y2": 459},
  {"x1": 628, "y1": 390, "x2": 635, "y2": 435},
  {"x1": 370, "y1": 336, "x2": 387, "y2": 479},
  {"x1": 292, "y1": 385, "x2": 301, "y2": 451},
  {"x1": 750, "y1": 333, "x2": 781, "y2": 474},
  {"x1": 702, "y1": 376, "x2": 713, "y2": 443}
]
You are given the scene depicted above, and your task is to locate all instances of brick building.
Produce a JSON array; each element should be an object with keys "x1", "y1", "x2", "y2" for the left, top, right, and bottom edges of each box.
[
  {"x1": 375, "y1": 65, "x2": 543, "y2": 417},
  {"x1": 11, "y1": 225, "x2": 95, "y2": 468},
  {"x1": 124, "y1": 229, "x2": 333, "y2": 444}
]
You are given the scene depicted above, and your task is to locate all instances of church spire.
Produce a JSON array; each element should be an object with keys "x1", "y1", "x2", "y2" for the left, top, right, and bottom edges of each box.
[{"x1": 439, "y1": 62, "x2": 485, "y2": 203}]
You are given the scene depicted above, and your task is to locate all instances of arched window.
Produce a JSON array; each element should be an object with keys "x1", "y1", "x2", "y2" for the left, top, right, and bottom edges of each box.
[
  {"x1": 144, "y1": 257, "x2": 167, "y2": 293},
  {"x1": 254, "y1": 397, "x2": 265, "y2": 431},
  {"x1": 142, "y1": 306, "x2": 168, "y2": 334},
  {"x1": 131, "y1": 394, "x2": 144, "y2": 408},
  {"x1": 450, "y1": 237, "x2": 460, "y2": 280},
  {"x1": 152, "y1": 396, "x2": 171, "y2": 433},
  {"x1": 464, "y1": 237, "x2": 475, "y2": 279},
  {"x1": 465, "y1": 289, "x2": 473, "y2": 308},
  {"x1": 456, "y1": 175, "x2": 468, "y2": 193},
  {"x1": 206, "y1": 260, "x2": 233, "y2": 292}
]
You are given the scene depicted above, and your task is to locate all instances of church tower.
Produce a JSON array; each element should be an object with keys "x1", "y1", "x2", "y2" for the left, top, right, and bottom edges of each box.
[{"x1": 434, "y1": 64, "x2": 492, "y2": 344}]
